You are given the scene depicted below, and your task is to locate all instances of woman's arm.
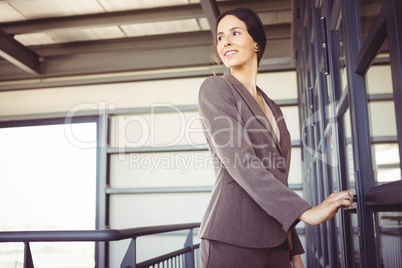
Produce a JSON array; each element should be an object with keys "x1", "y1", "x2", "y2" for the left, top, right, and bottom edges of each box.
[{"x1": 290, "y1": 255, "x2": 305, "y2": 268}]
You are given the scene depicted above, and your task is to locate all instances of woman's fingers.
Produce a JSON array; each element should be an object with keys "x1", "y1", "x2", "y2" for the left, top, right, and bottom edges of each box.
[
  {"x1": 331, "y1": 190, "x2": 354, "y2": 202},
  {"x1": 302, "y1": 190, "x2": 355, "y2": 225},
  {"x1": 347, "y1": 190, "x2": 354, "y2": 198},
  {"x1": 330, "y1": 190, "x2": 354, "y2": 209},
  {"x1": 324, "y1": 191, "x2": 351, "y2": 210},
  {"x1": 340, "y1": 196, "x2": 354, "y2": 209},
  {"x1": 343, "y1": 190, "x2": 355, "y2": 208}
]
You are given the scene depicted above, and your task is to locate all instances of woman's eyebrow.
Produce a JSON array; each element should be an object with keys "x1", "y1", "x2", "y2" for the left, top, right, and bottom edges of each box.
[{"x1": 216, "y1": 27, "x2": 242, "y2": 37}]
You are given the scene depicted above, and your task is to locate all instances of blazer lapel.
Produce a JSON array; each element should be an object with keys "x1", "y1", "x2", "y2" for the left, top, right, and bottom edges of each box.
[{"x1": 223, "y1": 74, "x2": 285, "y2": 156}]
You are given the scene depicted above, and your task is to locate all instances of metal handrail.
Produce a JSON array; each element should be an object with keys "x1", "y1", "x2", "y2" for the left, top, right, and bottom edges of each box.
[
  {"x1": 0, "y1": 222, "x2": 201, "y2": 268},
  {"x1": 0, "y1": 222, "x2": 200, "y2": 242}
]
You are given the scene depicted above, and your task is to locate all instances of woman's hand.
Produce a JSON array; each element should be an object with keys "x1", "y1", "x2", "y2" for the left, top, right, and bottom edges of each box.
[
  {"x1": 299, "y1": 190, "x2": 354, "y2": 225},
  {"x1": 290, "y1": 254, "x2": 305, "y2": 268}
]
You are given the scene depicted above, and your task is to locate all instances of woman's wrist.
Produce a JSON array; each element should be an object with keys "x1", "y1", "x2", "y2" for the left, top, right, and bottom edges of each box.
[
  {"x1": 290, "y1": 254, "x2": 305, "y2": 268},
  {"x1": 299, "y1": 208, "x2": 313, "y2": 224}
]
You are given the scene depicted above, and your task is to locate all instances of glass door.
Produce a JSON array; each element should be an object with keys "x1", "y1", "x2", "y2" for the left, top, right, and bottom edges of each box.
[
  {"x1": 295, "y1": 0, "x2": 402, "y2": 267},
  {"x1": 344, "y1": 0, "x2": 402, "y2": 266}
]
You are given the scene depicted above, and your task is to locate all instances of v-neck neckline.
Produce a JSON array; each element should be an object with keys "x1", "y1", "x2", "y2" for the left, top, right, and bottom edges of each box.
[{"x1": 223, "y1": 73, "x2": 287, "y2": 155}]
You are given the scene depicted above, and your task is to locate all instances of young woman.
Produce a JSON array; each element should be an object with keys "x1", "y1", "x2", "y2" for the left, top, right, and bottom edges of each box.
[{"x1": 197, "y1": 7, "x2": 354, "y2": 268}]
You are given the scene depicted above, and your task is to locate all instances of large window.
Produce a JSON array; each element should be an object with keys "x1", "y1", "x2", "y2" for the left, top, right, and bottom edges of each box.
[
  {"x1": 295, "y1": 0, "x2": 402, "y2": 266},
  {"x1": 0, "y1": 121, "x2": 97, "y2": 267}
]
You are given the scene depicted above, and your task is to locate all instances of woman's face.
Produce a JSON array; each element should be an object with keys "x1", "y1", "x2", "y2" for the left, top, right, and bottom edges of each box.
[{"x1": 216, "y1": 15, "x2": 258, "y2": 70}]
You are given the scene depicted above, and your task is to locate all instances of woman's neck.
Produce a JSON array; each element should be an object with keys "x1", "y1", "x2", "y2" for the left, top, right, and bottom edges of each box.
[{"x1": 230, "y1": 66, "x2": 258, "y2": 98}]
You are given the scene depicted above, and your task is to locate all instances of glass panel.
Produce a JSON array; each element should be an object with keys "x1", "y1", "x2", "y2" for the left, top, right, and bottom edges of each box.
[
  {"x1": 258, "y1": 71, "x2": 298, "y2": 100},
  {"x1": 109, "y1": 110, "x2": 206, "y2": 148},
  {"x1": 366, "y1": 41, "x2": 401, "y2": 183},
  {"x1": 328, "y1": 124, "x2": 342, "y2": 266},
  {"x1": 334, "y1": 211, "x2": 342, "y2": 264},
  {"x1": 281, "y1": 106, "x2": 300, "y2": 140},
  {"x1": 376, "y1": 211, "x2": 402, "y2": 267},
  {"x1": 289, "y1": 147, "x2": 302, "y2": 184},
  {"x1": 373, "y1": 144, "x2": 401, "y2": 183},
  {"x1": 109, "y1": 151, "x2": 215, "y2": 188},
  {"x1": 359, "y1": 0, "x2": 384, "y2": 43},
  {"x1": 313, "y1": 89, "x2": 323, "y2": 147},
  {"x1": 368, "y1": 101, "x2": 397, "y2": 137},
  {"x1": 344, "y1": 109, "x2": 356, "y2": 192},
  {"x1": 334, "y1": 212, "x2": 360, "y2": 267},
  {"x1": 338, "y1": 19, "x2": 348, "y2": 94},
  {"x1": 351, "y1": 213, "x2": 362, "y2": 267},
  {"x1": 331, "y1": 109, "x2": 360, "y2": 267},
  {"x1": 0, "y1": 123, "x2": 96, "y2": 267},
  {"x1": 367, "y1": 65, "x2": 393, "y2": 94},
  {"x1": 322, "y1": 106, "x2": 357, "y2": 267},
  {"x1": 109, "y1": 192, "x2": 210, "y2": 228}
]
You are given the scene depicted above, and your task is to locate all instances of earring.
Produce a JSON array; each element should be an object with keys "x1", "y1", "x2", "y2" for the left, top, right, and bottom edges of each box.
[{"x1": 254, "y1": 46, "x2": 259, "y2": 52}]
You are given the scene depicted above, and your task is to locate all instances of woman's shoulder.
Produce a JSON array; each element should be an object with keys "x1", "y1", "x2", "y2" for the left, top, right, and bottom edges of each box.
[
  {"x1": 201, "y1": 75, "x2": 227, "y2": 86},
  {"x1": 200, "y1": 75, "x2": 231, "y2": 93},
  {"x1": 198, "y1": 75, "x2": 235, "y2": 104}
]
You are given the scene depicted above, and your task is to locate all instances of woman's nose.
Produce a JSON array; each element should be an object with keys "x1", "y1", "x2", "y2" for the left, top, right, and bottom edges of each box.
[{"x1": 223, "y1": 38, "x2": 231, "y2": 47}]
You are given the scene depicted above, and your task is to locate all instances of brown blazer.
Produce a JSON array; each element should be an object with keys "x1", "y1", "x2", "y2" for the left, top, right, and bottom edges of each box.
[{"x1": 198, "y1": 74, "x2": 311, "y2": 255}]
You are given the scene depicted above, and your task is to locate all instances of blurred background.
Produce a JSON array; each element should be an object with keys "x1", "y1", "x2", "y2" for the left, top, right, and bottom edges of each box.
[{"x1": 0, "y1": 0, "x2": 400, "y2": 267}]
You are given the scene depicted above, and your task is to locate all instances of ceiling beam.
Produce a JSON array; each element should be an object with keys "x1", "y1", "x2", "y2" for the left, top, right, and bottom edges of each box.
[
  {"x1": 200, "y1": 0, "x2": 220, "y2": 36},
  {"x1": 0, "y1": 57, "x2": 294, "y2": 92},
  {"x1": 0, "y1": 29, "x2": 40, "y2": 75},
  {"x1": 28, "y1": 24, "x2": 290, "y2": 57},
  {"x1": 0, "y1": 37, "x2": 292, "y2": 87},
  {"x1": 0, "y1": 0, "x2": 291, "y2": 35},
  {"x1": 0, "y1": 65, "x2": 221, "y2": 92},
  {"x1": 0, "y1": 45, "x2": 214, "y2": 81},
  {"x1": 31, "y1": 31, "x2": 213, "y2": 57}
]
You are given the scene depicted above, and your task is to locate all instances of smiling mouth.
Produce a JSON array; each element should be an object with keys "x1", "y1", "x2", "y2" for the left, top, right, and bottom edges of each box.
[{"x1": 224, "y1": 50, "x2": 237, "y2": 57}]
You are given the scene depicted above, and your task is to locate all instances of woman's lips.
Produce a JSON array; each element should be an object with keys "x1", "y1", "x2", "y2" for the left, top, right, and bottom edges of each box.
[{"x1": 224, "y1": 50, "x2": 238, "y2": 57}]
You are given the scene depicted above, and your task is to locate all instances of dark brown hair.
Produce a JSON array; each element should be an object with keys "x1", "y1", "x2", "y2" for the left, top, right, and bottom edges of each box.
[{"x1": 213, "y1": 7, "x2": 266, "y2": 67}]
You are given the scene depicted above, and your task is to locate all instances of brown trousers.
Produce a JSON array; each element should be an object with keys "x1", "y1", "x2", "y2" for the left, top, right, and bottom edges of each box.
[{"x1": 200, "y1": 239, "x2": 290, "y2": 268}]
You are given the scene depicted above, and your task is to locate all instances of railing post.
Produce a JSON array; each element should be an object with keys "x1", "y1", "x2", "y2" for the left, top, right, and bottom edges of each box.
[
  {"x1": 121, "y1": 238, "x2": 136, "y2": 268},
  {"x1": 24, "y1": 242, "x2": 34, "y2": 268},
  {"x1": 184, "y1": 229, "x2": 194, "y2": 268}
]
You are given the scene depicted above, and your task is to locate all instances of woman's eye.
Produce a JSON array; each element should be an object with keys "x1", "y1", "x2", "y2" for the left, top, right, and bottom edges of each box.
[
  {"x1": 233, "y1": 31, "x2": 240, "y2": 36},
  {"x1": 217, "y1": 36, "x2": 224, "y2": 41}
]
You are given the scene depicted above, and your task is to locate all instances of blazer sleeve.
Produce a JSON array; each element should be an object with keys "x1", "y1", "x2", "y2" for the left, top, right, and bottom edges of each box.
[{"x1": 198, "y1": 76, "x2": 311, "y2": 232}]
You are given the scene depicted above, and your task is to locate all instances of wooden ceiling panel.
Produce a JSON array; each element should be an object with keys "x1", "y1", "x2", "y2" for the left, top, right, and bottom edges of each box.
[
  {"x1": 121, "y1": 19, "x2": 201, "y2": 37},
  {"x1": 0, "y1": 3, "x2": 26, "y2": 22},
  {"x1": 98, "y1": 0, "x2": 191, "y2": 12},
  {"x1": 0, "y1": 0, "x2": 295, "y2": 90}
]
